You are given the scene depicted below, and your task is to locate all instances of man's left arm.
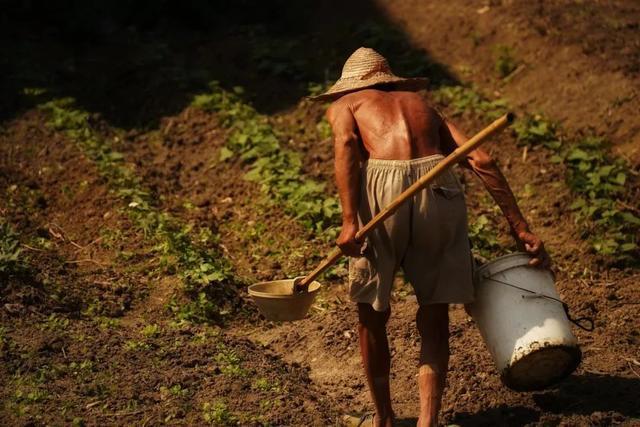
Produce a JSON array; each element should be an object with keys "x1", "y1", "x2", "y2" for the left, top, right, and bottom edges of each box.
[{"x1": 440, "y1": 118, "x2": 551, "y2": 268}]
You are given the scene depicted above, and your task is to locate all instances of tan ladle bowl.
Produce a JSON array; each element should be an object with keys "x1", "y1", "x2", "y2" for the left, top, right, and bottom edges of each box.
[
  {"x1": 248, "y1": 113, "x2": 514, "y2": 322},
  {"x1": 248, "y1": 278, "x2": 321, "y2": 322}
]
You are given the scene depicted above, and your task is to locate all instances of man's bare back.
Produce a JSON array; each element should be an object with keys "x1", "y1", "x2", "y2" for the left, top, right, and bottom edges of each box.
[
  {"x1": 328, "y1": 89, "x2": 447, "y2": 161},
  {"x1": 327, "y1": 86, "x2": 549, "y2": 269}
]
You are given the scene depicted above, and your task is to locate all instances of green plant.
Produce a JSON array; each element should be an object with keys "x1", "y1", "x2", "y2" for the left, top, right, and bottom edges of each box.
[
  {"x1": 0, "y1": 326, "x2": 16, "y2": 358},
  {"x1": 316, "y1": 118, "x2": 332, "y2": 140},
  {"x1": 468, "y1": 215, "x2": 501, "y2": 262},
  {"x1": 0, "y1": 220, "x2": 27, "y2": 277},
  {"x1": 142, "y1": 324, "x2": 161, "y2": 338},
  {"x1": 432, "y1": 86, "x2": 507, "y2": 119},
  {"x1": 434, "y1": 83, "x2": 639, "y2": 264},
  {"x1": 14, "y1": 388, "x2": 49, "y2": 403},
  {"x1": 512, "y1": 114, "x2": 559, "y2": 148},
  {"x1": 252, "y1": 377, "x2": 280, "y2": 392},
  {"x1": 39, "y1": 98, "x2": 239, "y2": 322},
  {"x1": 124, "y1": 340, "x2": 151, "y2": 352},
  {"x1": 202, "y1": 401, "x2": 238, "y2": 425},
  {"x1": 513, "y1": 114, "x2": 638, "y2": 261},
  {"x1": 41, "y1": 314, "x2": 69, "y2": 332},
  {"x1": 564, "y1": 137, "x2": 639, "y2": 260},
  {"x1": 493, "y1": 44, "x2": 518, "y2": 78},
  {"x1": 192, "y1": 82, "x2": 341, "y2": 238},
  {"x1": 214, "y1": 345, "x2": 248, "y2": 377},
  {"x1": 160, "y1": 384, "x2": 189, "y2": 399}
]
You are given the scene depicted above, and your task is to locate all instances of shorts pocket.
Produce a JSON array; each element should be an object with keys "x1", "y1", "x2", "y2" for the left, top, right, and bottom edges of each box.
[
  {"x1": 349, "y1": 256, "x2": 372, "y2": 285},
  {"x1": 432, "y1": 185, "x2": 463, "y2": 200}
]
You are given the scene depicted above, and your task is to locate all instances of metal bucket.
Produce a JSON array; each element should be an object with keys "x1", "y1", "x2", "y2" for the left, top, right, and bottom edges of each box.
[
  {"x1": 469, "y1": 252, "x2": 582, "y2": 391},
  {"x1": 248, "y1": 278, "x2": 321, "y2": 322}
]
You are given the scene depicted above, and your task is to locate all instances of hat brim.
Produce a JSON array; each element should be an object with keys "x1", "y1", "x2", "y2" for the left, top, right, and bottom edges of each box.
[{"x1": 309, "y1": 76, "x2": 429, "y2": 102}]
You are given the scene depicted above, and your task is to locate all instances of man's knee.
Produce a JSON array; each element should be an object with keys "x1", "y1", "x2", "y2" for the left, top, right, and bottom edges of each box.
[
  {"x1": 416, "y1": 304, "x2": 449, "y2": 338},
  {"x1": 357, "y1": 303, "x2": 390, "y2": 329}
]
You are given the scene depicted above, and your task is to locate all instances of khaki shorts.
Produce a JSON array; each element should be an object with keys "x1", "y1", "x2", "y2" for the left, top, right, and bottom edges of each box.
[{"x1": 349, "y1": 154, "x2": 474, "y2": 311}]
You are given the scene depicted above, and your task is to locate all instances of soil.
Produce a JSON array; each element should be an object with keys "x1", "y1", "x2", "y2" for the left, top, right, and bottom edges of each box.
[
  {"x1": 1, "y1": 2, "x2": 639, "y2": 426},
  {"x1": 379, "y1": 0, "x2": 640, "y2": 164}
]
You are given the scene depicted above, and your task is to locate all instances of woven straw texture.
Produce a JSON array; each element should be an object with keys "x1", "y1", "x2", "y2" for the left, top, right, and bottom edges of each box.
[{"x1": 310, "y1": 47, "x2": 428, "y2": 102}]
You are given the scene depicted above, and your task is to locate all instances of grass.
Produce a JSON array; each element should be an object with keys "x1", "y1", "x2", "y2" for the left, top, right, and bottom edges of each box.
[{"x1": 39, "y1": 98, "x2": 239, "y2": 322}]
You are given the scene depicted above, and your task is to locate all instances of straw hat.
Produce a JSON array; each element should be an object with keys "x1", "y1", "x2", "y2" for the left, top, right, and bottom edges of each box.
[{"x1": 310, "y1": 47, "x2": 428, "y2": 102}]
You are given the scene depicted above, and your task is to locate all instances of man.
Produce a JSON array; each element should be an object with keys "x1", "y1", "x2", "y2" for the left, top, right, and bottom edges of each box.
[{"x1": 312, "y1": 47, "x2": 551, "y2": 427}]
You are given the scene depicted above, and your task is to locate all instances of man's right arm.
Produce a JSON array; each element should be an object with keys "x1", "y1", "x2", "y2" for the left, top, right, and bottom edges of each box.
[{"x1": 327, "y1": 102, "x2": 363, "y2": 257}]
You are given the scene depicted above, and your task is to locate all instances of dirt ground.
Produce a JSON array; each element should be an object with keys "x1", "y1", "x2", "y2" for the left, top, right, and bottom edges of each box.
[{"x1": 1, "y1": 1, "x2": 639, "y2": 426}]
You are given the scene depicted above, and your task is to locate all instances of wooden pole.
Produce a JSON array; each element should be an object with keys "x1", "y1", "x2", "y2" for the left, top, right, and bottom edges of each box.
[{"x1": 296, "y1": 112, "x2": 514, "y2": 292}]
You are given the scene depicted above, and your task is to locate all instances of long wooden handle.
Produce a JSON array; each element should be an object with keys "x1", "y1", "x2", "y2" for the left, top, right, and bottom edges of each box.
[{"x1": 296, "y1": 113, "x2": 514, "y2": 291}]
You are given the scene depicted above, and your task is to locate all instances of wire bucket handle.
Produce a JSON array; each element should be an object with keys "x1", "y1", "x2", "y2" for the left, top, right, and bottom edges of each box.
[{"x1": 492, "y1": 278, "x2": 595, "y2": 332}]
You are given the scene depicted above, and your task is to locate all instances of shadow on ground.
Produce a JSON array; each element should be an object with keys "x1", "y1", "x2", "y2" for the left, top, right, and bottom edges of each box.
[
  {"x1": 533, "y1": 373, "x2": 640, "y2": 418},
  {"x1": 449, "y1": 405, "x2": 540, "y2": 427},
  {"x1": 1, "y1": 0, "x2": 458, "y2": 129},
  {"x1": 446, "y1": 373, "x2": 640, "y2": 426}
]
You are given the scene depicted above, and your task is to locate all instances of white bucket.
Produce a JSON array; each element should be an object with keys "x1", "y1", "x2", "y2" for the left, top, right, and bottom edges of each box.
[{"x1": 469, "y1": 252, "x2": 581, "y2": 391}]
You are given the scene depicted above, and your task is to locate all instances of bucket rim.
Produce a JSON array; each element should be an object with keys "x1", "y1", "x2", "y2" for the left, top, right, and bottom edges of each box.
[
  {"x1": 476, "y1": 251, "x2": 533, "y2": 280},
  {"x1": 248, "y1": 278, "x2": 321, "y2": 299},
  {"x1": 501, "y1": 344, "x2": 582, "y2": 391}
]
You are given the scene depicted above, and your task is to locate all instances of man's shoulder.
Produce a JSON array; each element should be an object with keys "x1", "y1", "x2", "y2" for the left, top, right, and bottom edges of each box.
[{"x1": 326, "y1": 97, "x2": 352, "y2": 122}]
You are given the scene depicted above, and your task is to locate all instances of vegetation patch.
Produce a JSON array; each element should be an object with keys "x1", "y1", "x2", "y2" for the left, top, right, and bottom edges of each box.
[
  {"x1": 468, "y1": 214, "x2": 502, "y2": 262},
  {"x1": 0, "y1": 219, "x2": 29, "y2": 278},
  {"x1": 435, "y1": 87, "x2": 638, "y2": 263},
  {"x1": 432, "y1": 85, "x2": 508, "y2": 120},
  {"x1": 192, "y1": 82, "x2": 341, "y2": 238},
  {"x1": 514, "y1": 116, "x2": 639, "y2": 263},
  {"x1": 39, "y1": 98, "x2": 239, "y2": 322},
  {"x1": 493, "y1": 44, "x2": 519, "y2": 78},
  {"x1": 202, "y1": 400, "x2": 238, "y2": 426}
]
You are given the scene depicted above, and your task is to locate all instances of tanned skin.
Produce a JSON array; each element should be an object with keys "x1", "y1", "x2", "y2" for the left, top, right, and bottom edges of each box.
[{"x1": 327, "y1": 88, "x2": 550, "y2": 427}]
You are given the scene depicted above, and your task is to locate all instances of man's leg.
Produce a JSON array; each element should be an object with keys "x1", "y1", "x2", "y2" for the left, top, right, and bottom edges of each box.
[
  {"x1": 416, "y1": 303, "x2": 450, "y2": 427},
  {"x1": 357, "y1": 302, "x2": 394, "y2": 427}
]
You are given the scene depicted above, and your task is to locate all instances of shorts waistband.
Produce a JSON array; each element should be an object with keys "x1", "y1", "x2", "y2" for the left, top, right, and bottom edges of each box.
[{"x1": 363, "y1": 154, "x2": 445, "y2": 171}]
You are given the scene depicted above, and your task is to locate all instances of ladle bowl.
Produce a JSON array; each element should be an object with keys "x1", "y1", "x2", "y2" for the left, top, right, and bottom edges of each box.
[{"x1": 248, "y1": 278, "x2": 321, "y2": 321}]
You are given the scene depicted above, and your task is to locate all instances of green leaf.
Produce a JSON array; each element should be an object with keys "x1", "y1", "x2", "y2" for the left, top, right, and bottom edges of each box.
[
  {"x1": 620, "y1": 212, "x2": 640, "y2": 225},
  {"x1": 550, "y1": 154, "x2": 564, "y2": 163},
  {"x1": 569, "y1": 198, "x2": 586, "y2": 210},
  {"x1": 219, "y1": 147, "x2": 234, "y2": 161},
  {"x1": 612, "y1": 172, "x2": 626, "y2": 185},
  {"x1": 567, "y1": 148, "x2": 589, "y2": 161}
]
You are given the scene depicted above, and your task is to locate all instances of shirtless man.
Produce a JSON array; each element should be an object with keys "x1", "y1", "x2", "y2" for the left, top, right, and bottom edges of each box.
[{"x1": 312, "y1": 48, "x2": 550, "y2": 427}]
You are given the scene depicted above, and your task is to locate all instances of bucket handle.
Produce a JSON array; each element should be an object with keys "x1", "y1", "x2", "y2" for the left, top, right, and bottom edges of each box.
[{"x1": 485, "y1": 277, "x2": 595, "y2": 332}]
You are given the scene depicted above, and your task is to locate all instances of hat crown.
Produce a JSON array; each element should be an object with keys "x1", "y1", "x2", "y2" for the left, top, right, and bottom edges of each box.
[
  {"x1": 309, "y1": 46, "x2": 427, "y2": 101},
  {"x1": 340, "y1": 47, "x2": 393, "y2": 80}
]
